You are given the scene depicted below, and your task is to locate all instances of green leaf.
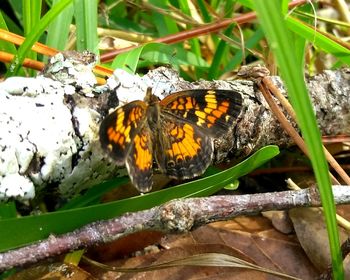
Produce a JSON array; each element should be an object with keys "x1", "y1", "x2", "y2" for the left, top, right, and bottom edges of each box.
[
  {"x1": 176, "y1": 0, "x2": 202, "y2": 79},
  {"x1": 254, "y1": 1, "x2": 343, "y2": 278},
  {"x1": 0, "y1": 145, "x2": 279, "y2": 252},
  {"x1": 141, "y1": 45, "x2": 208, "y2": 69},
  {"x1": 223, "y1": 180, "x2": 240, "y2": 190},
  {"x1": 112, "y1": 42, "x2": 163, "y2": 73}
]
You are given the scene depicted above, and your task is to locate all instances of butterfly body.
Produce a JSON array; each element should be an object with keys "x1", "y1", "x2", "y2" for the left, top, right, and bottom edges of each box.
[{"x1": 99, "y1": 88, "x2": 242, "y2": 192}]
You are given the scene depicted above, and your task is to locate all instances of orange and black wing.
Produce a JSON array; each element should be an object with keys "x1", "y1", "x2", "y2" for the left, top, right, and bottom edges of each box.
[
  {"x1": 99, "y1": 101, "x2": 154, "y2": 192},
  {"x1": 155, "y1": 116, "x2": 213, "y2": 180},
  {"x1": 125, "y1": 125, "x2": 153, "y2": 192},
  {"x1": 99, "y1": 101, "x2": 147, "y2": 165},
  {"x1": 160, "y1": 89, "x2": 242, "y2": 137}
]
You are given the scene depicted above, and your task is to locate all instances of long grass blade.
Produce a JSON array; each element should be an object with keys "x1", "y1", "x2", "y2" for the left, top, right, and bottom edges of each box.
[{"x1": 254, "y1": 1, "x2": 343, "y2": 278}]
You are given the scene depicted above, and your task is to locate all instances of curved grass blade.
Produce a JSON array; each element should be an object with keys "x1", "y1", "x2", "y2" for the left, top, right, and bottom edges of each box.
[
  {"x1": 58, "y1": 177, "x2": 130, "y2": 211},
  {"x1": 111, "y1": 42, "x2": 208, "y2": 73},
  {"x1": 111, "y1": 42, "x2": 166, "y2": 73},
  {"x1": 286, "y1": 16, "x2": 350, "y2": 65},
  {"x1": 0, "y1": 145, "x2": 278, "y2": 252},
  {"x1": 83, "y1": 252, "x2": 300, "y2": 279}
]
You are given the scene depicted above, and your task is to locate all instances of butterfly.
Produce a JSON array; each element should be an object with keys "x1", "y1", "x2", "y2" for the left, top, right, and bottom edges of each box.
[{"x1": 99, "y1": 88, "x2": 242, "y2": 192}]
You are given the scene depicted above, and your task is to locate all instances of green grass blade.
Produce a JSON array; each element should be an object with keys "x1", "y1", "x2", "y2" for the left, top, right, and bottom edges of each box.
[
  {"x1": 149, "y1": 0, "x2": 179, "y2": 36},
  {"x1": 7, "y1": 1, "x2": 23, "y2": 26},
  {"x1": 0, "y1": 202, "x2": 17, "y2": 220},
  {"x1": 286, "y1": 16, "x2": 350, "y2": 65},
  {"x1": 46, "y1": 0, "x2": 74, "y2": 52},
  {"x1": 140, "y1": 45, "x2": 209, "y2": 69},
  {"x1": 0, "y1": 12, "x2": 18, "y2": 54},
  {"x1": 73, "y1": 0, "x2": 98, "y2": 54},
  {"x1": 254, "y1": 1, "x2": 343, "y2": 278},
  {"x1": 177, "y1": 0, "x2": 202, "y2": 79},
  {"x1": 58, "y1": 177, "x2": 130, "y2": 210},
  {"x1": 111, "y1": 42, "x2": 155, "y2": 72},
  {"x1": 197, "y1": 0, "x2": 211, "y2": 22},
  {"x1": 236, "y1": 0, "x2": 253, "y2": 9},
  {"x1": 0, "y1": 11, "x2": 23, "y2": 36},
  {"x1": 22, "y1": 0, "x2": 41, "y2": 76},
  {"x1": 0, "y1": 145, "x2": 279, "y2": 252},
  {"x1": 223, "y1": 27, "x2": 264, "y2": 73},
  {"x1": 0, "y1": 12, "x2": 25, "y2": 76},
  {"x1": 22, "y1": 0, "x2": 41, "y2": 35},
  {"x1": 5, "y1": 0, "x2": 73, "y2": 77},
  {"x1": 208, "y1": 24, "x2": 234, "y2": 79},
  {"x1": 111, "y1": 42, "x2": 208, "y2": 73}
]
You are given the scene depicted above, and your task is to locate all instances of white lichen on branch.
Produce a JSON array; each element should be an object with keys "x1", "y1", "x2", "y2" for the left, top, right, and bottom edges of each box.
[
  {"x1": 0, "y1": 77, "x2": 77, "y2": 200},
  {"x1": 0, "y1": 51, "x2": 349, "y2": 201}
]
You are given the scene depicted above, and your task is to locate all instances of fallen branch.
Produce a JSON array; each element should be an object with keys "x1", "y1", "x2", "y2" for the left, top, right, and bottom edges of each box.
[
  {"x1": 0, "y1": 185, "x2": 349, "y2": 272},
  {"x1": 0, "y1": 51, "x2": 349, "y2": 201}
]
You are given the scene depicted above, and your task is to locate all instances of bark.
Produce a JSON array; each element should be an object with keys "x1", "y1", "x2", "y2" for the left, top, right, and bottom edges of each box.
[{"x1": 0, "y1": 51, "x2": 349, "y2": 201}]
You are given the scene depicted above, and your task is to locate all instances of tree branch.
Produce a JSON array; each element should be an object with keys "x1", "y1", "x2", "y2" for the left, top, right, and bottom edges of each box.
[
  {"x1": 0, "y1": 185, "x2": 349, "y2": 272},
  {"x1": 0, "y1": 51, "x2": 349, "y2": 201}
]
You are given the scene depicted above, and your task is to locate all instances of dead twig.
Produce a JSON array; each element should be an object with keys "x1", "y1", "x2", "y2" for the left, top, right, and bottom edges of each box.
[
  {"x1": 1, "y1": 185, "x2": 350, "y2": 272},
  {"x1": 262, "y1": 77, "x2": 350, "y2": 185}
]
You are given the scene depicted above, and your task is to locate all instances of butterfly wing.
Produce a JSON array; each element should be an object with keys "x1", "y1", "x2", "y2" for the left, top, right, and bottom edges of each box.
[
  {"x1": 125, "y1": 125, "x2": 153, "y2": 192},
  {"x1": 99, "y1": 101, "x2": 154, "y2": 192},
  {"x1": 100, "y1": 89, "x2": 242, "y2": 191},
  {"x1": 99, "y1": 101, "x2": 147, "y2": 165},
  {"x1": 155, "y1": 116, "x2": 213, "y2": 180},
  {"x1": 159, "y1": 89, "x2": 242, "y2": 137}
]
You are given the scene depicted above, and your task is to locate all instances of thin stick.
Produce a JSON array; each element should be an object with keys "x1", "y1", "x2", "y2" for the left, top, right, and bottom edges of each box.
[
  {"x1": 1, "y1": 185, "x2": 350, "y2": 272},
  {"x1": 263, "y1": 77, "x2": 350, "y2": 185}
]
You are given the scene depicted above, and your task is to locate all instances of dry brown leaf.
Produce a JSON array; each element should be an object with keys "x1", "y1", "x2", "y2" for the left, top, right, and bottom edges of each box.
[
  {"x1": 83, "y1": 215, "x2": 318, "y2": 279},
  {"x1": 8, "y1": 262, "x2": 95, "y2": 280},
  {"x1": 87, "y1": 231, "x2": 164, "y2": 262},
  {"x1": 83, "y1": 243, "x2": 271, "y2": 280},
  {"x1": 262, "y1": 210, "x2": 294, "y2": 234},
  {"x1": 289, "y1": 207, "x2": 350, "y2": 278},
  {"x1": 98, "y1": 36, "x2": 136, "y2": 51}
]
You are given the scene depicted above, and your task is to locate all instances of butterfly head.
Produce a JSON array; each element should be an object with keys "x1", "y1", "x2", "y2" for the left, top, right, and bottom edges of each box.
[{"x1": 144, "y1": 87, "x2": 160, "y2": 105}]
